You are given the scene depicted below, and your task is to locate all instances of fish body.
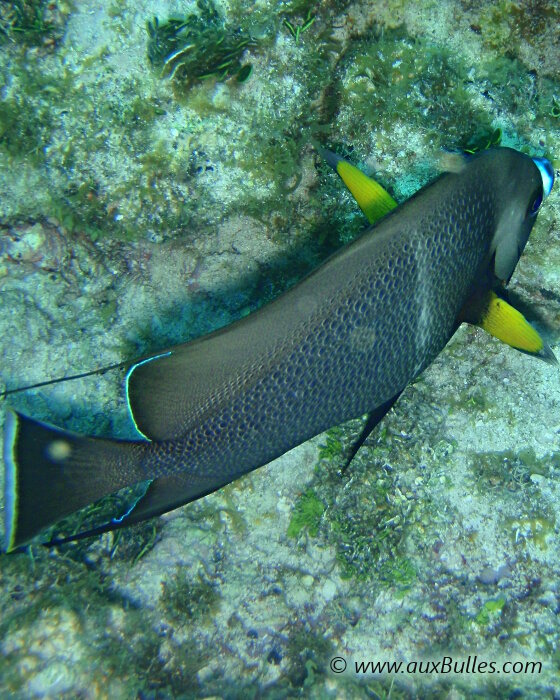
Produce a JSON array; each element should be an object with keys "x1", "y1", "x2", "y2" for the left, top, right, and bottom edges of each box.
[
  {"x1": 3, "y1": 147, "x2": 551, "y2": 551},
  {"x1": 323, "y1": 147, "x2": 556, "y2": 363}
]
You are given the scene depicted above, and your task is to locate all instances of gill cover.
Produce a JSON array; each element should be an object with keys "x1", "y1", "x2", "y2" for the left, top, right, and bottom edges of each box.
[{"x1": 492, "y1": 152, "x2": 554, "y2": 283}]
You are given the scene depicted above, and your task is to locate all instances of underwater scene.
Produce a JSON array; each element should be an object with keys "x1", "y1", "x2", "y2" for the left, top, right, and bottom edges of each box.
[{"x1": 1, "y1": 0, "x2": 560, "y2": 697}]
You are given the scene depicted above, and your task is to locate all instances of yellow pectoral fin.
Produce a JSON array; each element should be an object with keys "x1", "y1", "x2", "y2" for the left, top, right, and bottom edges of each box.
[
  {"x1": 318, "y1": 147, "x2": 398, "y2": 224},
  {"x1": 336, "y1": 160, "x2": 398, "y2": 224},
  {"x1": 478, "y1": 292, "x2": 557, "y2": 363}
]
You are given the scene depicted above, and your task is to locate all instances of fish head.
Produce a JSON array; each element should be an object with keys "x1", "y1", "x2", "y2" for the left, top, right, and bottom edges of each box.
[{"x1": 485, "y1": 148, "x2": 554, "y2": 284}]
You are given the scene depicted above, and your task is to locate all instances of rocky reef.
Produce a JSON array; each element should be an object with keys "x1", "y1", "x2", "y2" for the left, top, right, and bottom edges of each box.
[{"x1": 1, "y1": 1, "x2": 559, "y2": 698}]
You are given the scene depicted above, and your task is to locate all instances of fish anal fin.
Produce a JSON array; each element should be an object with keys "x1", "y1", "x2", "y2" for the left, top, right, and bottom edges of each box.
[
  {"x1": 113, "y1": 471, "x2": 240, "y2": 525},
  {"x1": 45, "y1": 471, "x2": 243, "y2": 546}
]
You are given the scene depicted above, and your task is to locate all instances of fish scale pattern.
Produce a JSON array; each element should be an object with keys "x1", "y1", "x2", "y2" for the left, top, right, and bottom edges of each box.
[{"x1": 145, "y1": 150, "x2": 539, "y2": 480}]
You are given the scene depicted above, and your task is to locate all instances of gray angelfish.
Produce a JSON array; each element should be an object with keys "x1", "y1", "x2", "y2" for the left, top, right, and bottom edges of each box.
[{"x1": 2, "y1": 147, "x2": 554, "y2": 552}]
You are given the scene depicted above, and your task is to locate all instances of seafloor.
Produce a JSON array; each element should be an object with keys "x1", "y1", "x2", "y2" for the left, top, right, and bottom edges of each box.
[{"x1": 1, "y1": 0, "x2": 559, "y2": 698}]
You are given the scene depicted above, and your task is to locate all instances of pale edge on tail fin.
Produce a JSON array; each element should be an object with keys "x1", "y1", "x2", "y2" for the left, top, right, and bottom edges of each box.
[
  {"x1": 3, "y1": 410, "x2": 18, "y2": 554},
  {"x1": 2, "y1": 410, "x2": 149, "y2": 552}
]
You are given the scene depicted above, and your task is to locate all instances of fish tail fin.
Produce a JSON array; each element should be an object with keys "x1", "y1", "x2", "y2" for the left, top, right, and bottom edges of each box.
[{"x1": 3, "y1": 409, "x2": 147, "y2": 552}]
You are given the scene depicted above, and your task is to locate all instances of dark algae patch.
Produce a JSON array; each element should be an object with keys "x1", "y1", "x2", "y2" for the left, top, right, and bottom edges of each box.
[
  {"x1": 0, "y1": 0, "x2": 67, "y2": 47},
  {"x1": 162, "y1": 568, "x2": 220, "y2": 623},
  {"x1": 471, "y1": 448, "x2": 557, "y2": 493},
  {"x1": 146, "y1": 0, "x2": 255, "y2": 90}
]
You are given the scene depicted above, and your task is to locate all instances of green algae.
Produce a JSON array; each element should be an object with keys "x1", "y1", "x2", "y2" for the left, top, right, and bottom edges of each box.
[
  {"x1": 146, "y1": 1, "x2": 255, "y2": 90},
  {"x1": 212, "y1": 3, "x2": 349, "y2": 224},
  {"x1": 95, "y1": 597, "x2": 210, "y2": 697},
  {"x1": 450, "y1": 387, "x2": 494, "y2": 414},
  {"x1": 358, "y1": 680, "x2": 411, "y2": 700},
  {"x1": 0, "y1": 550, "x2": 122, "y2": 665},
  {"x1": 287, "y1": 489, "x2": 325, "y2": 538},
  {"x1": 0, "y1": 0, "x2": 56, "y2": 45},
  {"x1": 291, "y1": 402, "x2": 439, "y2": 582},
  {"x1": 1, "y1": 0, "x2": 555, "y2": 256},
  {"x1": 314, "y1": 434, "x2": 415, "y2": 580},
  {"x1": 49, "y1": 182, "x2": 115, "y2": 242},
  {"x1": 317, "y1": 427, "x2": 344, "y2": 461},
  {"x1": 0, "y1": 92, "x2": 48, "y2": 164},
  {"x1": 476, "y1": 1, "x2": 519, "y2": 52},
  {"x1": 339, "y1": 27, "x2": 494, "y2": 152},
  {"x1": 0, "y1": 60, "x2": 73, "y2": 166},
  {"x1": 471, "y1": 448, "x2": 557, "y2": 495},
  {"x1": 285, "y1": 415, "x2": 417, "y2": 578},
  {"x1": 475, "y1": 596, "x2": 506, "y2": 626},
  {"x1": 475, "y1": 0, "x2": 560, "y2": 55},
  {"x1": 0, "y1": 537, "x2": 210, "y2": 697},
  {"x1": 506, "y1": 515, "x2": 556, "y2": 551},
  {"x1": 0, "y1": 7, "x2": 495, "y2": 250},
  {"x1": 283, "y1": 8, "x2": 316, "y2": 43},
  {"x1": 284, "y1": 621, "x2": 335, "y2": 690},
  {"x1": 378, "y1": 556, "x2": 416, "y2": 596},
  {"x1": 1, "y1": 39, "x2": 191, "y2": 241},
  {"x1": 462, "y1": 127, "x2": 502, "y2": 154}
]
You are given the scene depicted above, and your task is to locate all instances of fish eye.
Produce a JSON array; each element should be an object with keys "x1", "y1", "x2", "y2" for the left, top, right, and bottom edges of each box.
[{"x1": 528, "y1": 187, "x2": 543, "y2": 216}]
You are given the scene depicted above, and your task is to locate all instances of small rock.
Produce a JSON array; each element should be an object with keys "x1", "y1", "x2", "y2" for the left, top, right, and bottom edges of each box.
[{"x1": 322, "y1": 579, "x2": 337, "y2": 602}]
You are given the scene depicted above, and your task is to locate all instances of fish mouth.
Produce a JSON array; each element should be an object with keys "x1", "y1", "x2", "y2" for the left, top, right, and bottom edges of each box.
[{"x1": 532, "y1": 157, "x2": 555, "y2": 198}]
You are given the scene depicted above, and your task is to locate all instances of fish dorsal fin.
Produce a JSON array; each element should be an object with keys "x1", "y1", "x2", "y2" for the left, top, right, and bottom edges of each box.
[
  {"x1": 318, "y1": 147, "x2": 397, "y2": 223},
  {"x1": 125, "y1": 277, "x2": 332, "y2": 441},
  {"x1": 125, "y1": 322, "x2": 270, "y2": 441}
]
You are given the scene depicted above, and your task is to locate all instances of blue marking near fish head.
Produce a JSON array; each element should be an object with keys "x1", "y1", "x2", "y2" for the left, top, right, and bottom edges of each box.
[{"x1": 532, "y1": 157, "x2": 554, "y2": 199}]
